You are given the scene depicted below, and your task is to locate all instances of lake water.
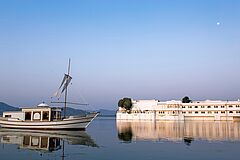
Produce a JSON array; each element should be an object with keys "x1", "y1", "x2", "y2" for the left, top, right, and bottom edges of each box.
[{"x1": 1, "y1": 117, "x2": 240, "y2": 160}]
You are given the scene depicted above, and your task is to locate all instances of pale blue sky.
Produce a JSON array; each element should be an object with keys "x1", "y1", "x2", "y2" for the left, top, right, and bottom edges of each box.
[{"x1": 0, "y1": 0, "x2": 240, "y2": 109}]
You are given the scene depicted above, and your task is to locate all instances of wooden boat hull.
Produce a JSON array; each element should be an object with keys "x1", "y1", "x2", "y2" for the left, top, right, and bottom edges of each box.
[{"x1": 0, "y1": 113, "x2": 98, "y2": 130}]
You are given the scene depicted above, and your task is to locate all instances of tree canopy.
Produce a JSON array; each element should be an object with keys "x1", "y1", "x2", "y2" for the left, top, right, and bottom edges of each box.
[
  {"x1": 118, "y1": 97, "x2": 132, "y2": 110},
  {"x1": 182, "y1": 96, "x2": 192, "y2": 103}
]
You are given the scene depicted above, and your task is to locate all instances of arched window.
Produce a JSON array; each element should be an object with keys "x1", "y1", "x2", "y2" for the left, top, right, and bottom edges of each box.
[{"x1": 33, "y1": 112, "x2": 40, "y2": 120}]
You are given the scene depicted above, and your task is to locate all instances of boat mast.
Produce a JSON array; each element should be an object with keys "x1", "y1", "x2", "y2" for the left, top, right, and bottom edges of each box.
[{"x1": 64, "y1": 58, "x2": 71, "y2": 118}]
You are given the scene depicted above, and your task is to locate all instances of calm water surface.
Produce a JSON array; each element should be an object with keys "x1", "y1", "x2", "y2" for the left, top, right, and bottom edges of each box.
[{"x1": 1, "y1": 117, "x2": 240, "y2": 160}]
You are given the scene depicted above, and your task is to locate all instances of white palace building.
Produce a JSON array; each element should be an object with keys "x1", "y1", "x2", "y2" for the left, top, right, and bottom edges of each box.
[{"x1": 116, "y1": 99, "x2": 240, "y2": 121}]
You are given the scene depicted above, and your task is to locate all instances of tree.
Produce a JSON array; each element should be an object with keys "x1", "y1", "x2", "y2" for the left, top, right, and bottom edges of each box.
[
  {"x1": 182, "y1": 96, "x2": 192, "y2": 103},
  {"x1": 118, "y1": 97, "x2": 132, "y2": 110},
  {"x1": 122, "y1": 98, "x2": 132, "y2": 110},
  {"x1": 118, "y1": 99, "x2": 124, "y2": 107}
]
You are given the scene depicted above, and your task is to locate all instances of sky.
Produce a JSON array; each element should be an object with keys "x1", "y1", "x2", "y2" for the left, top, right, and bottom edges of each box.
[{"x1": 0, "y1": 0, "x2": 240, "y2": 110}]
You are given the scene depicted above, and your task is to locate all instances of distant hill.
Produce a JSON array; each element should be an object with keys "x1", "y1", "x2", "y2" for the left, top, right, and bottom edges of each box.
[
  {"x1": 65, "y1": 107, "x2": 88, "y2": 116},
  {"x1": 0, "y1": 102, "x2": 115, "y2": 117},
  {"x1": 0, "y1": 102, "x2": 20, "y2": 115},
  {"x1": 97, "y1": 109, "x2": 116, "y2": 117},
  {"x1": 0, "y1": 102, "x2": 87, "y2": 116}
]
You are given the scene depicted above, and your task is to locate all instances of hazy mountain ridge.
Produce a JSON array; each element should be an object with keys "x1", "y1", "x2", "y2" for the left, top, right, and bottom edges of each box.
[
  {"x1": 65, "y1": 107, "x2": 88, "y2": 116},
  {"x1": 0, "y1": 102, "x2": 88, "y2": 116},
  {"x1": 97, "y1": 109, "x2": 116, "y2": 117},
  {"x1": 0, "y1": 102, "x2": 116, "y2": 116},
  {"x1": 0, "y1": 102, "x2": 20, "y2": 115}
]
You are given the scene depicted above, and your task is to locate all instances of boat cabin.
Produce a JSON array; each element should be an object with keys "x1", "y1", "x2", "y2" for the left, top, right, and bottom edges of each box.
[{"x1": 3, "y1": 103, "x2": 62, "y2": 121}]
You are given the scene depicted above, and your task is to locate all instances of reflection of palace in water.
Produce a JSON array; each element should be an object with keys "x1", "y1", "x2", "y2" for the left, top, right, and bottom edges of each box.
[
  {"x1": 117, "y1": 120, "x2": 240, "y2": 143},
  {"x1": 0, "y1": 129, "x2": 97, "y2": 152}
]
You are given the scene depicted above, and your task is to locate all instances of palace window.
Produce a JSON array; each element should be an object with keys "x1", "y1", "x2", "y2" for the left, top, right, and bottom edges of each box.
[
  {"x1": 236, "y1": 105, "x2": 240, "y2": 108},
  {"x1": 221, "y1": 111, "x2": 225, "y2": 114},
  {"x1": 189, "y1": 106, "x2": 192, "y2": 108},
  {"x1": 182, "y1": 111, "x2": 186, "y2": 114},
  {"x1": 201, "y1": 111, "x2": 205, "y2": 114},
  {"x1": 201, "y1": 106, "x2": 204, "y2": 108},
  {"x1": 214, "y1": 106, "x2": 218, "y2": 108},
  {"x1": 229, "y1": 111, "x2": 233, "y2": 113},
  {"x1": 188, "y1": 111, "x2": 192, "y2": 114},
  {"x1": 195, "y1": 111, "x2": 198, "y2": 114},
  {"x1": 182, "y1": 106, "x2": 185, "y2": 108},
  {"x1": 236, "y1": 111, "x2": 240, "y2": 113},
  {"x1": 207, "y1": 106, "x2": 211, "y2": 108},
  {"x1": 214, "y1": 111, "x2": 218, "y2": 114},
  {"x1": 208, "y1": 111, "x2": 212, "y2": 114},
  {"x1": 229, "y1": 105, "x2": 233, "y2": 108},
  {"x1": 221, "y1": 106, "x2": 225, "y2": 108},
  {"x1": 195, "y1": 106, "x2": 198, "y2": 108}
]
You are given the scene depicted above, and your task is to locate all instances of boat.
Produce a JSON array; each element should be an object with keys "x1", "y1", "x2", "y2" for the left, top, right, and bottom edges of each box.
[{"x1": 0, "y1": 59, "x2": 98, "y2": 130}]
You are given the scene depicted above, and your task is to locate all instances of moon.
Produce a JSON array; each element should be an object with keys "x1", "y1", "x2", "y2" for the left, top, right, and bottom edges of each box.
[{"x1": 216, "y1": 22, "x2": 220, "y2": 26}]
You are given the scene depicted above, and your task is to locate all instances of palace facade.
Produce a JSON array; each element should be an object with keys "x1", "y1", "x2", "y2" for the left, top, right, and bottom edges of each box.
[{"x1": 116, "y1": 99, "x2": 240, "y2": 121}]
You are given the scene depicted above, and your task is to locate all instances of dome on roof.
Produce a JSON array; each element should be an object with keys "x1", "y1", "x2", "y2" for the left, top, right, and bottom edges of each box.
[{"x1": 37, "y1": 102, "x2": 49, "y2": 107}]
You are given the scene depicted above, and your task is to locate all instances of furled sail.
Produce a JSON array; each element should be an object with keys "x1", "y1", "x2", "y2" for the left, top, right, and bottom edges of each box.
[
  {"x1": 61, "y1": 75, "x2": 72, "y2": 93},
  {"x1": 53, "y1": 74, "x2": 72, "y2": 99}
]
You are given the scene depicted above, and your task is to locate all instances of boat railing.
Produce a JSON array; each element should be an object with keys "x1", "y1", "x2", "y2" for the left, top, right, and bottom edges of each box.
[
  {"x1": 0, "y1": 117, "x2": 6, "y2": 120},
  {"x1": 63, "y1": 112, "x2": 99, "y2": 120},
  {"x1": 63, "y1": 114, "x2": 87, "y2": 120}
]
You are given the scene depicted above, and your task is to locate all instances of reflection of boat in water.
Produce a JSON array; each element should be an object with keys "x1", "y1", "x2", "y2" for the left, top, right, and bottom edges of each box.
[
  {"x1": 117, "y1": 121, "x2": 240, "y2": 144},
  {"x1": 0, "y1": 128, "x2": 98, "y2": 152}
]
